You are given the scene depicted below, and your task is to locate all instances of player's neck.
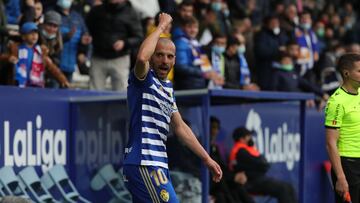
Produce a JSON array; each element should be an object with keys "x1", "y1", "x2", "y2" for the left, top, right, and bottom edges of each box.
[{"x1": 342, "y1": 83, "x2": 359, "y2": 95}]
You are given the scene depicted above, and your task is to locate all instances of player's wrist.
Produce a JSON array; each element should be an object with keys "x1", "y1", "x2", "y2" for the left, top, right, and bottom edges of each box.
[
  {"x1": 202, "y1": 155, "x2": 212, "y2": 166},
  {"x1": 337, "y1": 174, "x2": 346, "y2": 181},
  {"x1": 157, "y1": 25, "x2": 167, "y2": 32}
]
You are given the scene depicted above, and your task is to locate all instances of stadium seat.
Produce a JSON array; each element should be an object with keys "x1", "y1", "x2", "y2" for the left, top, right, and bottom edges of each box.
[
  {"x1": 169, "y1": 170, "x2": 201, "y2": 203},
  {"x1": 17, "y1": 166, "x2": 56, "y2": 203},
  {"x1": 0, "y1": 166, "x2": 30, "y2": 199},
  {"x1": 40, "y1": 165, "x2": 90, "y2": 203},
  {"x1": 0, "y1": 181, "x2": 7, "y2": 197},
  {"x1": 90, "y1": 164, "x2": 131, "y2": 203},
  {"x1": 251, "y1": 193, "x2": 273, "y2": 203}
]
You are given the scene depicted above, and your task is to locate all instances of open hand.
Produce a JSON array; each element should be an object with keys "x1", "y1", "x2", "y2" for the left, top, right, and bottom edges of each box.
[
  {"x1": 8, "y1": 56, "x2": 18, "y2": 64},
  {"x1": 214, "y1": 75, "x2": 224, "y2": 86}
]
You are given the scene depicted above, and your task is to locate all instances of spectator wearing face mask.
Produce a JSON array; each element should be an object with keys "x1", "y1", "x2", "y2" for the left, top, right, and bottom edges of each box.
[
  {"x1": 294, "y1": 10, "x2": 319, "y2": 78},
  {"x1": 342, "y1": 12, "x2": 360, "y2": 45},
  {"x1": 0, "y1": 22, "x2": 69, "y2": 88},
  {"x1": 254, "y1": 14, "x2": 288, "y2": 90},
  {"x1": 38, "y1": 10, "x2": 64, "y2": 87},
  {"x1": 197, "y1": 1, "x2": 232, "y2": 46},
  {"x1": 209, "y1": 0, "x2": 232, "y2": 36},
  {"x1": 271, "y1": 52, "x2": 328, "y2": 105},
  {"x1": 38, "y1": 11, "x2": 62, "y2": 65},
  {"x1": 313, "y1": 20, "x2": 326, "y2": 54},
  {"x1": 205, "y1": 33, "x2": 227, "y2": 89},
  {"x1": 56, "y1": 0, "x2": 92, "y2": 84},
  {"x1": 224, "y1": 35, "x2": 259, "y2": 90}
]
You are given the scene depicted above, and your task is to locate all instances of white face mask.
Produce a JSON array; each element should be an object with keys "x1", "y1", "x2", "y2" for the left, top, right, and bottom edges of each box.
[
  {"x1": 212, "y1": 45, "x2": 226, "y2": 54},
  {"x1": 273, "y1": 27, "x2": 280, "y2": 35},
  {"x1": 293, "y1": 16, "x2": 299, "y2": 25},
  {"x1": 41, "y1": 29, "x2": 56, "y2": 40}
]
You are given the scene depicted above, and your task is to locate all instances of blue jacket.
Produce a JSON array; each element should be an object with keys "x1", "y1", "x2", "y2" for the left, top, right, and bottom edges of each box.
[
  {"x1": 58, "y1": 8, "x2": 88, "y2": 73},
  {"x1": 294, "y1": 28, "x2": 319, "y2": 73},
  {"x1": 5, "y1": 0, "x2": 20, "y2": 24},
  {"x1": 173, "y1": 29, "x2": 206, "y2": 90}
]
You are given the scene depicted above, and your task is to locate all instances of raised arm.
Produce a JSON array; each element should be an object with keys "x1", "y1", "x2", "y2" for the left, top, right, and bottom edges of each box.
[
  {"x1": 134, "y1": 13, "x2": 172, "y2": 80},
  {"x1": 171, "y1": 112, "x2": 222, "y2": 182}
]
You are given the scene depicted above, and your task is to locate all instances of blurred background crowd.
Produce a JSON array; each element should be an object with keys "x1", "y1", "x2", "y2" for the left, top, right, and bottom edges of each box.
[{"x1": 0, "y1": 0, "x2": 359, "y2": 99}]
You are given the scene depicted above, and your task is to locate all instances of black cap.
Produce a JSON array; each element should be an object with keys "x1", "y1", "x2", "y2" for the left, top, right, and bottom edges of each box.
[{"x1": 232, "y1": 127, "x2": 254, "y2": 141}]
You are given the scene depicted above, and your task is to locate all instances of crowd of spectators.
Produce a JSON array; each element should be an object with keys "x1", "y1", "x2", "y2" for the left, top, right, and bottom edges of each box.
[{"x1": 0, "y1": 0, "x2": 360, "y2": 98}]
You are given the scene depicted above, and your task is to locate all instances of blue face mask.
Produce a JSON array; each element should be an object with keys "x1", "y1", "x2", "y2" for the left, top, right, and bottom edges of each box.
[
  {"x1": 223, "y1": 9, "x2": 230, "y2": 17},
  {"x1": 212, "y1": 45, "x2": 225, "y2": 54},
  {"x1": 237, "y1": 45, "x2": 246, "y2": 54},
  {"x1": 211, "y1": 2, "x2": 222, "y2": 12},
  {"x1": 301, "y1": 23, "x2": 312, "y2": 30},
  {"x1": 345, "y1": 23, "x2": 353, "y2": 30},
  {"x1": 57, "y1": 0, "x2": 72, "y2": 9}
]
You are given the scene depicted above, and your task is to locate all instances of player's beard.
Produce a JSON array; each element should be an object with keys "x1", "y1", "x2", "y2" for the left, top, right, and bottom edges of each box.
[{"x1": 155, "y1": 64, "x2": 170, "y2": 80}]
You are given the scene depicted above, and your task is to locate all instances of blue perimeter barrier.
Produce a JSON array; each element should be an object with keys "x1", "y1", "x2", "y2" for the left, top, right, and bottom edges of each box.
[{"x1": 0, "y1": 86, "x2": 333, "y2": 202}]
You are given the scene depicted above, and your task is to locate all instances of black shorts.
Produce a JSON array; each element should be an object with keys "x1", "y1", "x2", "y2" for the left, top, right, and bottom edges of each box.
[{"x1": 331, "y1": 157, "x2": 360, "y2": 203}]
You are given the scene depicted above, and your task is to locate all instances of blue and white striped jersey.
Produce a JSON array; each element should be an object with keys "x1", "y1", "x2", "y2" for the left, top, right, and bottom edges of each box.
[{"x1": 124, "y1": 69, "x2": 178, "y2": 169}]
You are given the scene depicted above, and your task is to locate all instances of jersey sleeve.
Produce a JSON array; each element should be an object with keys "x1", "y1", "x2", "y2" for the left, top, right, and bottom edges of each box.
[
  {"x1": 129, "y1": 69, "x2": 153, "y2": 87},
  {"x1": 324, "y1": 97, "x2": 344, "y2": 128},
  {"x1": 171, "y1": 93, "x2": 178, "y2": 114}
]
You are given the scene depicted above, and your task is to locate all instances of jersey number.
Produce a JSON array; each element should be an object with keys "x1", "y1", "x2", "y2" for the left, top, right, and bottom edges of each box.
[{"x1": 150, "y1": 168, "x2": 168, "y2": 186}]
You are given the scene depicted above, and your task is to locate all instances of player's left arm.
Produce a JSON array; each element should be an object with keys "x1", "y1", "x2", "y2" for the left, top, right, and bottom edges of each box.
[{"x1": 171, "y1": 112, "x2": 222, "y2": 182}]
